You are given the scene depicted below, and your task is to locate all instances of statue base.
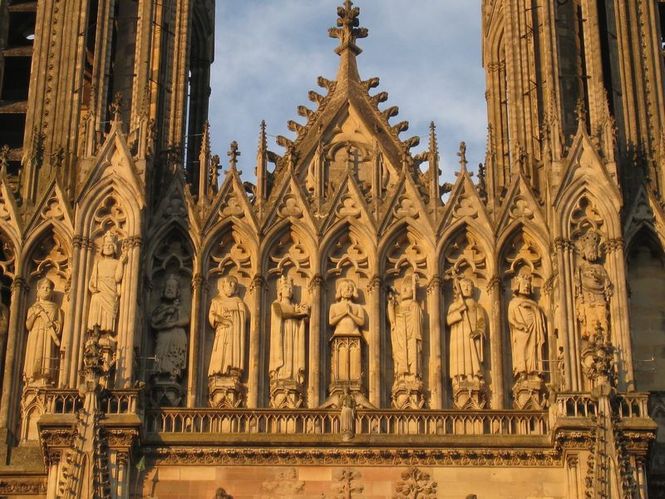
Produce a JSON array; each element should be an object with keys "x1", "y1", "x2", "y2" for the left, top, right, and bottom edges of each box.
[
  {"x1": 270, "y1": 379, "x2": 304, "y2": 409},
  {"x1": 321, "y1": 381, "x2": 374, "y2": 409},
  {"x1": 452, "y1": 376, "x2": 487, "y2": 410},
  {"x1": 208, "y1": 373, "x2": 246, "y2": 408},
  {"x1": 512, "y1": 375, "x2": 547, "y2": 409},
  {"x1": 391, "y1": 375, "x2": 425, "y2": 409},
  {"x1": 150, "y1": 377, "x2": 185, "y2": 407}
]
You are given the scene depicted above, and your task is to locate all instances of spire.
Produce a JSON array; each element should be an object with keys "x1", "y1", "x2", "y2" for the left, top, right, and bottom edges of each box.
[
  {"x1": 256, "y1": 120, "x2": 268, "y2": 203},
  {"x1": 329, "y1": 0, "x2": 367, "y2": 82}
]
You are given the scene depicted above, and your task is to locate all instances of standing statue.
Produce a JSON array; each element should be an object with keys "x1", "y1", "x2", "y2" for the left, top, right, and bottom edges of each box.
[
  {"x1": 209, "y1": 276, "x2": 247, "y2": 377},
  {"x1": 447, "y1": 275, "x2": 486, "y2": 409},
  {"x1": 575, "y1": 229, "x2": 612, "y2": 340},
  {"x1": 87, "y1": 230, "x2": 127, "y2": 333},
  {"x1": 24, "y1": 278, "x2": 63, "y2": 385},
  {"x1": 447, "y1": 276, "x2": 485, "y2": 380},
  {"x1": 151, "y1": 275, "x2": 189, "y2": 382},
  {"x1": 508, "y1": 268, "x2": 546, "y2": 380},
  {"x1": 329, "y1": 279, "x2": 365, "y2": 385},
  {"x1": 269, "y1": 275, "x2": 309, "y2": 408},
  {"x1": 387, "y1": 275, "x2": 424, "y2": 409},
  {"x1": 388, "y1": 276, "x2": 423, "y2": 380},
  {"x1": 339, "y1": 387, "x2": 356, "y2": 442}
]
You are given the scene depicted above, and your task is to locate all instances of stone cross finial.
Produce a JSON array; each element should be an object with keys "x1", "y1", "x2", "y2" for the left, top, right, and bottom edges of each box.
[
  {"x1": 329, "y1": 0, "x2": 368, "y2": 56},
  {"x1": 228, "y1": 141, "x2": 240, "y2": 171}
]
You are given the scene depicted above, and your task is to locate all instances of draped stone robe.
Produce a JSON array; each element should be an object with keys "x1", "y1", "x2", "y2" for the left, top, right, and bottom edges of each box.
[
  {"x1": 508, "y1": 295, "x2": 546, "y2": 376},
  {"x1": 208, "y1": 295, "x2": 247, "y2": 377},
  {"x1": 269, "y1": 301, "x2": 306, "y2": 383},
  {"x1": 447, "y1": 298, "x2": 485, "y2": 379}
]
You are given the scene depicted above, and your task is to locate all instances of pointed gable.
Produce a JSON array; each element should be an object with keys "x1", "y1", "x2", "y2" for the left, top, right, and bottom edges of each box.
[
  {"x1": 496, "y1": 173, "x2": 548, "y2": 240},
  {"x1": 24, "y1": 177, "x2": 74, "y2": 238},
  {"x1": 439, "y1": 169, "x2": 491, "y2": 238},
  {"x1": 204, "y1": 166, "x2": 258, "y2": 234},
  {"x1": 0, "y1": 174, "x2": 21, "y2": 246},
  {"x1": 320, "y1": 172, "x2": 376, "y2": 236}
]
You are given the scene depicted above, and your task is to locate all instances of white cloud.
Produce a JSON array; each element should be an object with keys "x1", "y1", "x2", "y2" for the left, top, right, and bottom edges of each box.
[{"x1": 209, "y1": 0, "x2": 487, "y2": 184}]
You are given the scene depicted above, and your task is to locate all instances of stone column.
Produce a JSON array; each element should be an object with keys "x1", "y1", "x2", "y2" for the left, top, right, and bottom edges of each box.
[
  {"x1": 247, "y1": 275, "x2": 264, "y2": 408},
  {"x1": 555, "y1": 238, "x2": 578, "y2": 390},
  {"x1": 487, "y1": 276, "x2": 504, "y2": 409},
  {"x1": 565, "y1": 455, "x2": 582, "y2": 499},
  {"x1": 114, "y1": 451, "x2": 130, "y2": 499},
  {"x1": 367, "y1": 275, "x2": 382, "y2": 407},
  {"x1": 0, "y1": 277, "x2": 26, "y2": 432},
  {"x1": 117, "y1": 236, "x2": 142, "y2": 388},
  {"x1": 186, "y1": 273, "x2": 205, "y2": 407},
  {"x1": 307, "y1": 274, "x2": 322, "y2": 407},
  {"x1": 427, "y1": 275, "x2": 442, "y2": 409},
  {"x1": 606, "y1": 238, "x2": 634, "y2": 390}
]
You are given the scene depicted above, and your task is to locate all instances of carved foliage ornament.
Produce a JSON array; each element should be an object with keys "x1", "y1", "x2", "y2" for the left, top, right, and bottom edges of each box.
[{"x1": 393, "y1": 467, "x2": 437, "y2": 499}]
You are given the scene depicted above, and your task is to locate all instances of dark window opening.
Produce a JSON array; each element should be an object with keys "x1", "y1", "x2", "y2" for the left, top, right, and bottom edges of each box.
[
  {"x1": 576, "y1": 4, "x2": 590, "y2": 129},
  {"x1": 659, "y1": 3, "x2": 665, "y2": 52},
  {"x1": 6, "y1": 11, "x2": 36, "y2": 48},
  {"x1": 0, "y1": 114, "x2": 26, "y2": 148},
  {"x1": 82, "y1": 0, "x2": 100, "y2": 110},
  {"x1": 1, "y1": 57, "x2": 31, "y2": 101}
]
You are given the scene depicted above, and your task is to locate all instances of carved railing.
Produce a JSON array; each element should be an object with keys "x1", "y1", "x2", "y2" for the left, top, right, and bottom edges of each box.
[
  {"x1": 43, "y1": 389, "x2": 141, "y2": 416},
  {"x1": 553, "y1": 392, "x2": 650, "y2": 420},
  {"x1": 145, "y1": 409, "x2": 549, "y2": 437}
]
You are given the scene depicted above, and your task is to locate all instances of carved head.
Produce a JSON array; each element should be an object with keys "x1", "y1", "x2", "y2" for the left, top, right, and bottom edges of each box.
[
  {"x1": 162, "y1": 274, "x2": 181, "y2": 300},
  {"x1": 399, "y1": 275, "x2": 416, "y2": 300},
  {"x1": 336, "y1": 279, "x2": 358, "y2": 301},
  {"x1": 100, "y1": 230, "x2": 119, "y2": 257},
  {"x1": 512, "y1": 268, "x2": 533, "y2": 296},
  {"x1": 578, "y1": 229, "x2": 603, "y2": 262},
  {"x1": 219, "y1": 276, "x2": 238, "y2": 298},
  {"x1": 455, "y1": 276, "x2": 474, "y2": 299},
  {"x1": 36, "y1": 277, "x2": 55, "y2": 301},
  {"x1": 277, "y1": 276, "x2": 294, "y2": 301}
]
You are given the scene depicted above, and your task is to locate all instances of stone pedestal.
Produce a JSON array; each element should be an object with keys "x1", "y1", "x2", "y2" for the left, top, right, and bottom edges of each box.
[
  {"x1": 452, "y1": 376, "x2": 487, "y2": 410},
  {"x1": 208, "y1": 370, "x2": 245, "y2": 408},
  {"x1": 270, "y1": 378, "x2": 304, "y2": 409},
  {"x1": 392, "y1": 374, "x2": 425, "y2": 409},
  {"x1": 322, "y1": 335, "x2": 373, "y2": 408},
  {"x1": 512, "y1": 376, "x2": 547, "y2": 409},
  {"x1": 150, "y1": 377, "x2": 185, "y2": 407}
]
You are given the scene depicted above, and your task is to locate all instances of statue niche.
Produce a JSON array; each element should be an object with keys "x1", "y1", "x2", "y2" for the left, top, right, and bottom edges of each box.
[
  {"x1": 388, "y1": 275, "x2": 425, "y2": 409},
  {"x1": 269, "y1": 275, "x2": 309, "y2": 409},
  {"x1": 24, "y1": 277, "x2": 63, "y2": 386},
  {"x1": 87, "y1": 230, "x2": 127, "y2": 376},
  {"x1": 447, "y1": 275, "x2": 487, "y2": 409},
  {"x1": 208, "y1": 276, "x2": 248, "y2": 408},
  {"x1": 150, "y1": 274, "x2": 189, "y2": 406},
  {"x1": 508, "y1": 267, "x2": 547, "y2": 409}
]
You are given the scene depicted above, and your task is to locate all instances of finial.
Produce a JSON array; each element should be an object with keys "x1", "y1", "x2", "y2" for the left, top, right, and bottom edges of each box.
[
  {"x1": 198, "y1": 122, "x2": 211, "y2": 199},
  {"x1": 0, "y1": 145, "x2": 9, "y2": 175},
  {"x1": 110, "y1": 92, "x2": 123, "y2": 122},
  {"x1": 575, "y1": 97, "x2": 587, "y2": 128},
  {"x1": 227, "y1": 141, "x2": 240, "y2": 171},
  {"x1": 429, "y1": 122, "x2": 439, "y2": 156},
  {"x1": 329, "y1": 0, "x2": 368, "y2": 56},
  {"x1": 457, "y1": 141, "x2": 468, "y2": 173}
]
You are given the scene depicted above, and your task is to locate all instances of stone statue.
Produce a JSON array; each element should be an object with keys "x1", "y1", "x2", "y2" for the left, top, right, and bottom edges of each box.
[
  {"x1": 151, "y1": 274, "x2": 189, "y2": 381},
  {"x1": 208, "y1": 276, "x2": 247, "y2": 377},
  {"x1": 387, "y1": 276, "x2": 423, "y2": 380},
  {"x1": 24, "y1": 278, "x2": 63, "y2": 385},
  {"x1": 575, "y1": 229, "x2": 612, "y2": 340},
  {"x1": 447, "y1": 276, "x2": 485, "y2": 381},
  {"x1": 329, "y1": 279, "x2": 365, "y2": 384},
  {"x1": 339, "y1": 387, "x2": 356, "y2": 441},
  {"x1": 508, "y1": 268, "x2": 546, "y2": 380},
  {"x1": 387, "y1": 275, "x2": 425, "y2": 409},
  {"x1": 87, "y1": 230, "x2": 127, "y2": 332},
  {"x1": 269, "y1": 276, "x2": 309, "y2": 407}
]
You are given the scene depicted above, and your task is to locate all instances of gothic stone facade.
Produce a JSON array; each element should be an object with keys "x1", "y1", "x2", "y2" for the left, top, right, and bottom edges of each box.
[{"x1": 0, "y1": 0, "x2": 664, "y2": 498}]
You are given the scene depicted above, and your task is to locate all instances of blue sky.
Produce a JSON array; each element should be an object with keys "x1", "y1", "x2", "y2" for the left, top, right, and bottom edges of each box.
[{"x1": 210, "y1": 0, "x2": 487, "y2": 184}]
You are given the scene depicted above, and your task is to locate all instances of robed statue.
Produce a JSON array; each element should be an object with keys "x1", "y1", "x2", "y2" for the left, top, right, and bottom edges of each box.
[
  {"x1": 447, "y1": 276, "x2": 486, "y2": 381},
  {"x1": 508, "y1": 268, "x2": 546, "y2": 379},
  {"x1": 151, "y1": 274, "x2": 189, "y2": 381},
  {"x1": 387, "y1": 276, "x2": 423, "y2": 380},
  {"x1": 87, "y1": 230, "x2": 127, "y2": 332},
  {"x1": 269, "y1": 276, "x2": 309, "y2": 384},
  {"x1": 24, "y1": 278, "x2": 62, "y2": 385},
  {"x1": 208, "y1": 276, "x2": 247, "y2": 378},
  {"x1": 329, "y1": 279, "x2": 365, "y2": 384}
]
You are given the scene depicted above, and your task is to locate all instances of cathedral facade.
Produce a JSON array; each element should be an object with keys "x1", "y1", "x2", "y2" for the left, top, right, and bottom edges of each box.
[{"x1": 0, "y1": 0, "x2": 664, "y2": 497}]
